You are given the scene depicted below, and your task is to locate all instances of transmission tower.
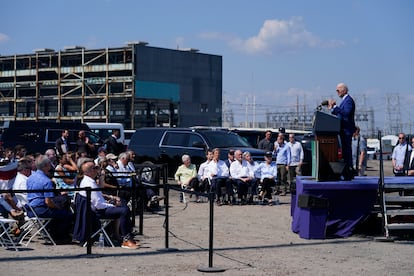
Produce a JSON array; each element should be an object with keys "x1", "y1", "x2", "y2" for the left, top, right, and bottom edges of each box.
[{"x1": 385, "y1": 93, "x2": 401, "y2": 135}]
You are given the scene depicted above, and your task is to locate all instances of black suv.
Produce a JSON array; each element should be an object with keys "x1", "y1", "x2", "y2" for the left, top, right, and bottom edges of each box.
[
  {"x1": 128, "y1": 127, "x2": 267, "y2": 180},
  {"x1": 0, "y1": 120, "x2": 103, "y2": 154}
]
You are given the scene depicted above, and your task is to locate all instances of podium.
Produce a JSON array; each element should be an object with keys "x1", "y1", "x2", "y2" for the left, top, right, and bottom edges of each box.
[{"x1": 312, "y1": 111, "x2": 344, "y2": 181}]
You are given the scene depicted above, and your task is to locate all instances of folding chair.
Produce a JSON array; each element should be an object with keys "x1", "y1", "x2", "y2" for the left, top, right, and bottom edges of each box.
[
  {"x1": 13, "y1": 195, "x2": 36, "y2": 246},
  {"x1": 180, "y1": 182, "x2": 189, "y2": 204},
  {"x1": 22, "y1": 204, "x2": 56, "y2": 246},
  {"x1": 83, "y1": 218, "x2": 115, "y2": 248},
  {"x1": 16, "y1": 213, "x2": 38, "y2": 247},
  {"x1": 73, "y1": 194, "x2": 116, "y2": 248},
  {"x1": 0, "y1": 217, "x2": 19, "y2": 251}
]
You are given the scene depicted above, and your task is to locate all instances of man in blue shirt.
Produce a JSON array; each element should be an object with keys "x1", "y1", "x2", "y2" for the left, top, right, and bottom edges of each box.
[
  {"x1": 274, "y1": 135, "x2": 291, "y2": 196},
  {"x1": 27, "y1": 155, "x2": 73, "y2": 242},
  {"x1": 352, "y1": 126, "x2": 368, "y2": 176}
]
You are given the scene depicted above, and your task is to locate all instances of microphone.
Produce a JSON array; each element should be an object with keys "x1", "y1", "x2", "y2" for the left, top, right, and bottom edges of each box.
[{"x1": 320, "y1": 100, "x2": 329, "y2": 106}]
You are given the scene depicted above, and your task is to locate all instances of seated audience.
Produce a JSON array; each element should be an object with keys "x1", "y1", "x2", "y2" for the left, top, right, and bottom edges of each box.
[
  {"x1": 198, "y1": 149, "x2": 213, "y2": 191},
  {"x1": 175, "y1": 154, "x2": 199, "y2": 202},
  {"x1": 243, "y1": 151, "x2": 260, "y2": 203},
  {"x1": 78, "y1": 159, "x2": 138, "y2": 249},
  {"x1": 54, "y1": 152, "x2": 77, "y2": 198},
  {"x1": 230, "y1": 150, "x2": 255, "y2": 205},
  {"x1": 13, "y1": 157, "x2": 33, "y2": 207},
  {"x1": 208, "y1": 148, "x2": 233, "y2": 205},
  {"x1": 26, "y1": 155, "x2": 73, "y2": 243},
  {"x1": 258, "y1": 152, "x2": 277, "y2": 205},
  {"x1": 116, "y1": 152, "x2": 134, "y2": 205}
]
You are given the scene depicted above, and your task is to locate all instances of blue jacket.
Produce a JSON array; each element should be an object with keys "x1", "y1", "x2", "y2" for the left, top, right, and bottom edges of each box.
[{"x1": 331, "y1": 94, "x2": 356, "y2": 136}]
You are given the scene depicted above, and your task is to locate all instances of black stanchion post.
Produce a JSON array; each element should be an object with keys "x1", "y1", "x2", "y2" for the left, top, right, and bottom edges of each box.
[
  {"x1": 157, "y1": 177, "x2": 178, "y2": 252},
  {"x1": 86, "y1": 187, "x2": 92, "y2": 255},
  {"x1": 131, "y1": 174, "x2": 136, "y2": 227},
  {"x1": 164, "y1": 184, "x2": 170, "y2": 248},
  {"x1": 198, "y1": 192, "x2": 225, "y2": 273},
  {"x1": 139, "y1": 171, "x2": 144, "y2": 235}
]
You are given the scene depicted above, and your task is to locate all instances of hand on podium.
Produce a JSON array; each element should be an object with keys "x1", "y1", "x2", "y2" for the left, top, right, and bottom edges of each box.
[{"x1": 328, "y1": 99, "x2": 336, "y2": 109}]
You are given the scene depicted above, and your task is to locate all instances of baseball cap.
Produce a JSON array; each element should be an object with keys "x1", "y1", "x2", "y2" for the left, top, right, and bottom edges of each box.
[{"x1": 105, "y1": 153, "x2": 118, "y2": 160}]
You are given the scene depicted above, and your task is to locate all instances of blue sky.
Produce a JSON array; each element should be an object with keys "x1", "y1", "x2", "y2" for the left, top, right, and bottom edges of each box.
[{"x1": 1, "y1": 0, "x2": 413, "y2": 135}]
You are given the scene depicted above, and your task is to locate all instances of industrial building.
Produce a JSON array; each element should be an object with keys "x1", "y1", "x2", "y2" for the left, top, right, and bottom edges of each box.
[{"x1": 0, "y1": 42, "x2": 223, "y2": 129}]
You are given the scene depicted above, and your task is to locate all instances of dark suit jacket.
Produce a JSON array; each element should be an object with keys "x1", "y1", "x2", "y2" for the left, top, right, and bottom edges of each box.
[
  {"x1": 104, "y1": 135, "x2": 123, "y2": 155},
  {"x1": 72, "y1": 194, "x2": 100, "y2": 244},
  {"x1": 409, "y1": 152, "x2": 414, "y2": 170},
  {"x1": 55, "y1": 137, "x2": 69, "y2": 156},
  {"x1": 331, "y1": 94, "x2": 356, "y2": 136}
]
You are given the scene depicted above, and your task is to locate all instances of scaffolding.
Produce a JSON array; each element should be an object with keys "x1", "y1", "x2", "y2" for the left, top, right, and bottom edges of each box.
[{"x1": 0, "y1": 45, "x2": 136, "y2": 124}]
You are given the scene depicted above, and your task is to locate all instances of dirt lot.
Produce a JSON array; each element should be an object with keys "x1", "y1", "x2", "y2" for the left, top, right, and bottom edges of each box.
[{"x1": 2, "y1": 160, "x2": 414, "y2": 275}]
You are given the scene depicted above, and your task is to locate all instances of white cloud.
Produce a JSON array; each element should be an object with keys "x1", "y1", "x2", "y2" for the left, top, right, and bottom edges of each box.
[
  {"x1": 0, "y1": 33, "x2": 10, "y2": 43},
  {"x1": 200, "y1": 17, "x2": 344, "y2": 55}
]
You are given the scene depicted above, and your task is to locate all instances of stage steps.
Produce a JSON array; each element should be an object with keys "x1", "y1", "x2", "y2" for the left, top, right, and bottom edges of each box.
[{"x1": 382, "y1": 182, "x2": 414, "y2": 238}]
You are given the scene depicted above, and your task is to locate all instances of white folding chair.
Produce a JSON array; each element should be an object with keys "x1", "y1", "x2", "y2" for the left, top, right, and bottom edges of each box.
[
  {"x1": 22, "y1": 204, "x2": 56, "y2": 246},
  {"x1": 83, "y1": 218, "x2": 116, "y2": 248},
  {"x1": 180, "y1": 182, "x2": 188, "y2": 204},
  {"x1": 0, "y1": 217, "x2": 19, "y2": 251},
  {"x1": 13, "y1": 195, "x2": 36, "y2": 246}
]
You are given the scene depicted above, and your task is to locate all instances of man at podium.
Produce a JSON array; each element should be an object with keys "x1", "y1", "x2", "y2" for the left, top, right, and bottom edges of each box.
[{"x1": 328, "y1": 83, "x2": 356, "y2": 180}]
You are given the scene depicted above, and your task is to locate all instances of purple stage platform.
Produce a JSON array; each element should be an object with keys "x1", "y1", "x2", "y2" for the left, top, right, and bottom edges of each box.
[
  {"x1": 291, "y1": 176, "x2": 379, "y2": 239},
  {"x1": 292, "y1": 176, "x2": 414, "y2": 239}
]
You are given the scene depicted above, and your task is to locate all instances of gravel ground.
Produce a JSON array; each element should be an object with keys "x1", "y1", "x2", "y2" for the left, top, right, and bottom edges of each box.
[{"x1": 2, "y1": 159, "x2": 414, "y2": 276}]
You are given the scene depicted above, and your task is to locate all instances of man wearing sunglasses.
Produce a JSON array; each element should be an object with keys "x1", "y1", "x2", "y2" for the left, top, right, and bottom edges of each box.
[
  {"x1": 328, "y1": 83, "x2": 356, "y2": 180},
  {"x1": 79, "y1": 160, "x2": 139, "y2": 249}
]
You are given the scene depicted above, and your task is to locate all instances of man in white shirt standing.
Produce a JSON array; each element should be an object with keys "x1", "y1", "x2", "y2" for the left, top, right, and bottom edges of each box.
[{"x1": 287, "y1": 133, "x2": 304, "y2": 193}]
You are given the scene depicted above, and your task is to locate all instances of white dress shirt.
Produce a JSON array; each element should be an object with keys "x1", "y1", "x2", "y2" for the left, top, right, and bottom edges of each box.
[
  {"x1": 208, "y1": 159, "x2": 230, "y2": 178},
  {"x1": 13, "y1": 172, "x2": 28, "y2": 207},
  {"x1": 79, "y1": 175, "x2": 114, "y2": 211},
  {"x1": 230, "y1": 160, "x2": 253, "y2": 179}
]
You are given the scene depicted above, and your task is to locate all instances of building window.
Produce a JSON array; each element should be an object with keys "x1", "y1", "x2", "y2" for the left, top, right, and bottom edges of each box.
[{"x1": 201, "y1": 104, "x2": 208, "y2": 113}]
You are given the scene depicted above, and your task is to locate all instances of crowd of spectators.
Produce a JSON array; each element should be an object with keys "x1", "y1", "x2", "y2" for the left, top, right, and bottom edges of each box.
[
  {"x1": 0, "y1": 128, "x2": 305, "y2": 248},
  {"x1": 0, "y1": 129, "x2": 151, "y2": 249}
]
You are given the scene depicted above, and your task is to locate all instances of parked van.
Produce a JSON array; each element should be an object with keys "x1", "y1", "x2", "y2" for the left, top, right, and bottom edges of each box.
[
  {"x1": 0, "y1": 120, "x2": 103, "y2": 154},
  {"x1": 86, "y1": 122, "x2": 125, "y2": 146}
]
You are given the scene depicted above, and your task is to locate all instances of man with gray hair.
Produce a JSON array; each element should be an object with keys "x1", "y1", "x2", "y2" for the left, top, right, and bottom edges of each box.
[
  {"x1": 13, "y1": 157, "x2": 33, "y2": 207},
  {"x1": 27, "y1": 154, "x2": 73, "y2": 243},
  {"x1": 328, "y1": 83, "x2": 356, "y2": 180}
]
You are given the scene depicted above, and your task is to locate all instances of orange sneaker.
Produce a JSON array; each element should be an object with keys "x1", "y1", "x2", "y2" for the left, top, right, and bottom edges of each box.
[{"x1": 121, "y1": 239, "x2": 138, "y2": 249}]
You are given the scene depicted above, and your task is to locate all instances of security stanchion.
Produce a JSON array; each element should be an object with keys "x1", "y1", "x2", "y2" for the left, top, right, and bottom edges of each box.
[
  {"x1": 157, "y1": 182, "x2": 178, "y2": 252},
  {"x1": 86, "y1": 187, "x2": 92, "y2": 255},
  {"x1": 131, "y1": 174, "x2": 137, "y2": 227},
  {"x1": 197, "y1": 192, "x2": 226, "y2": 273}
]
